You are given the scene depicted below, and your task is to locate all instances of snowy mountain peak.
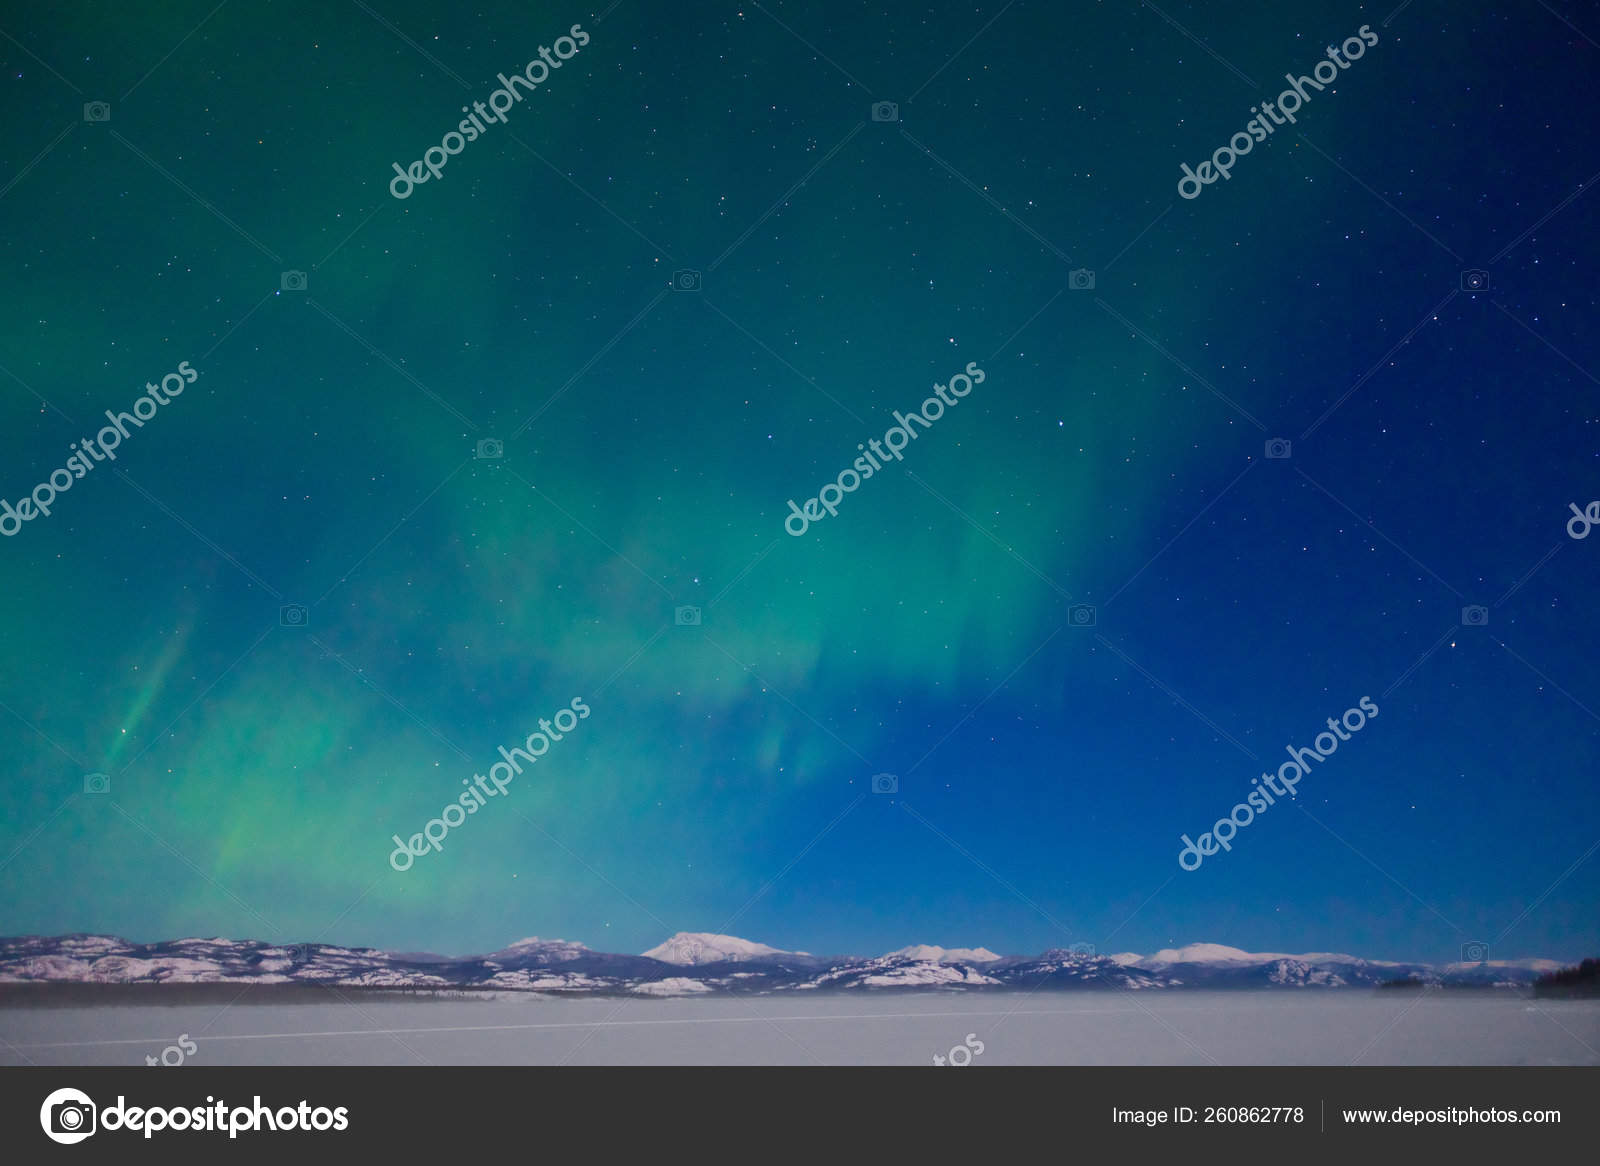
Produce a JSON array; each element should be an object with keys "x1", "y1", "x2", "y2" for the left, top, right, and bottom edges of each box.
[
  {"x1": 1140, "y1": 943, "x2": 1268, "y2": 966},
  {"x1": 885, "y1": 944, "x2": 1002, "y2": 964},
  {"x1": 1136, "y1": 943, "x2": 1370, "y2": 968},
  {"x1": 500, "y1": 936, "x2": 581, "y2": 951},
  {"x1": 642, "y1": 932, "x2": 808, "y2": 965},
  {"x1": 1442, "y1": 957, "x2": 1564, "y2": 973},
  {"x1": 479, "y1": 937, "x2": 594, "y2": 966}
]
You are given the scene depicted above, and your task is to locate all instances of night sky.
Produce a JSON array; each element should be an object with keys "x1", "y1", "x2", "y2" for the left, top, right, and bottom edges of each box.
[{"x1": 1, "y1": 0, "x2": 1596, "y2": 967}]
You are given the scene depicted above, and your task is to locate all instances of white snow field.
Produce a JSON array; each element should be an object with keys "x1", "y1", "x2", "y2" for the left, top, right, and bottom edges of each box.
[{"x1": 3, "y1": 991, "x2": 1597, "y2": 1066}]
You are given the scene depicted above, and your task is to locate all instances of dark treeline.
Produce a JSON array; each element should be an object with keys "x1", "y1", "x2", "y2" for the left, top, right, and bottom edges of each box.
[{"x1": 1533, "y1": 958, "x2": 1600, "y2": 998}]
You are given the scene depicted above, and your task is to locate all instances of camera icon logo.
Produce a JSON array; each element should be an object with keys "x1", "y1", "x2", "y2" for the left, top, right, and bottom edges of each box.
[
  {"x1": 40, "y1": 1088, "x2": 97, "y2": 1144},
  {"x1": 1461, "y1": 940, "x2": 1490, "y2": 963},
  {"x1": 1068, "y1": 268, "x2": 1095, "y2": 291},
  {"x1": 83, "y1": 101, "x2": 110, "y2": 123},
  {"x1": 83, "y1": 772, "x2": 111, "y2": 795},
  {"x1": 1460, "y1": 269, "x2": 1489, "y2": 292},
  {"x1": 1068, "y1": 941, "x2": 1097, "y2": 957},
  {"x1": 1265, "y1": 438, "x2": 1292, "y2": 459},
  {"x1": 667, "y1": 937, "x2": 705, "y2": 963},
  {"x1": 1461, "y1": 605, "x2": 1489, "y2": 627},
  {"x1": 475, "y1": 438, "x2": 504, "y2": 460},
  {"x1": 673, "y1": 269, "x2": 702, "y2": 291},
  {"x1": 280, "y1": 270, "x2": 307, "y2": 292},
  {"x1": 871, "y1": 101, "x2": 899, "y2": 122},
  {"x1": 1067, "y1": 604, "x2": 1096, "y2": 627},
  {"x1": 675, "y1": 605, "x2": 702, "y2": 626},
  {"x1": 870, "y1": 772, "x2": 899, "y2": 794},
  {"x1": 279, "y1": 604, "x2": 308, "y2": 627}
]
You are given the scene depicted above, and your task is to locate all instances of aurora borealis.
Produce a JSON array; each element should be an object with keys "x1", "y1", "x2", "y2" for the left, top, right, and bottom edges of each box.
[{"x1": 1, "y1": 0, "x2": 1596, "y2": 970}]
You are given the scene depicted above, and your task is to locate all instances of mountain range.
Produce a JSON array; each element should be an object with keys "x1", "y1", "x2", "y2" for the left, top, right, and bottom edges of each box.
[{"x1": 0, "y1": 933, "x2": 1568, "y2": 996}]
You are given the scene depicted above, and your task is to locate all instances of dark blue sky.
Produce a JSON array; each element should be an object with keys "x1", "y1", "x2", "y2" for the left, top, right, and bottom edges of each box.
[{"x1": 1, "y1": 0, "x2": 1596, "y2": 966}]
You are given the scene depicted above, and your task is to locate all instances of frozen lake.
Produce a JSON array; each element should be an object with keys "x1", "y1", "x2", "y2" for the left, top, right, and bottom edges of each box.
[{"x1": 5, "y1": 991, "x2": 1598, "y2": 1066}]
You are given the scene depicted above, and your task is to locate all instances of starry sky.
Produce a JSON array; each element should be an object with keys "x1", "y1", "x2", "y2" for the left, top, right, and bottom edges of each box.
[{"x1": 1, "y1": 0, "x2": 1596, "y2": 966}]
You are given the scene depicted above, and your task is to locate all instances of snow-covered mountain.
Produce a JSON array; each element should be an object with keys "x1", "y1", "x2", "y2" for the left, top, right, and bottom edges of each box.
[
  {"x1": 990, "y1": 948, "x2": 1175, "y2": 990},
  {"x1": 641, "y1": 932, "x2": 811, "y2": 966},
  {"x1": 806, "y1": 953, "x2": 1005, "y2": 990},
  {"x1": 1136, "y1": 943, "x2": 1392, "y2": 969},
  {"x1": 885, "y1": 944, "x2": 1002, "y2": 964},
  {"x1": 0, "y1": 933, "x2": 1573, "y2": 996},
  {"x1": 486, "y1": 937, "x2": 592, "y2": 962}
]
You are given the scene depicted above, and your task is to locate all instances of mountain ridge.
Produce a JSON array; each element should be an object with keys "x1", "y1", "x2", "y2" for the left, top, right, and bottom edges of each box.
[{"x1": 0, "y1": 932, "x2": 1567, "y2": 995}]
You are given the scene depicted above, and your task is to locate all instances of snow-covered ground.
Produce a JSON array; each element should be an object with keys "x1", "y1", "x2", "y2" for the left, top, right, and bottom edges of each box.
[{"x1": 3, "y1": 991, "x2": 1596, "y2": 1066}]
